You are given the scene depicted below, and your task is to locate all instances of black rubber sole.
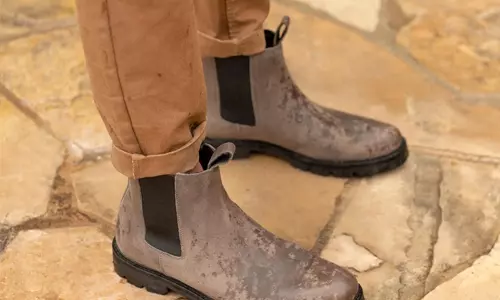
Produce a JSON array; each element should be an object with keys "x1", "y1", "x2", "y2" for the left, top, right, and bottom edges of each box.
[
  {"x1": 113, "y1": 239, "x2": 365, "y2": 300},
  {"x1": 206, "y1": 138, "x2": 409, "y2": 178}
]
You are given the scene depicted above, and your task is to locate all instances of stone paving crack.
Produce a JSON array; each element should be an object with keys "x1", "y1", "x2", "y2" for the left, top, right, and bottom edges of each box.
[
  {"x1": 0, "y1": 11, "x2": 44, "y2": 27},
  {"x1": 379, "y1": 0, "x2": 414, "y2": 32},
  {"x1": 398, "y1": 155, "x2": 443, "y2": 300},
  {"x1": 312, "y1": 180, "x2": 351, "y2": 255},
  {"x1": 424, "y1": 228, "x2": 500, "y2": 297},
  {"x1": 9, "y1": 152, "x2": 99, "y2": 233},
  {"x1": 0, "y1": 226, "x2": 16, "y2": 254},
  {"x1": 424, "y1": 169, "x2": 444, "y2": 295},
  {"x1": 411, "y1": 145, "x2": 500, "y2": 166},
  {"x1": 0, "y1": 82, "x2": 88, "y2": 160},
  {"x1": 80, "y1": 147, "x2": 111, "y2": 164},
  {"x1": 458, "y1": 93, "x2": 500, "y2": 109},
  {"x1": 0, "y1": 82, "x2": 63, "y2": 142},
  {"x1": 345, "y1": 233, "x2": 385, "y2": 272},
  {"x1": 0, "y1": 16, "x2": 76, "y2": 44},
  {"x1": 48, "y1": 153, "x2": 77, "y2": 216}
]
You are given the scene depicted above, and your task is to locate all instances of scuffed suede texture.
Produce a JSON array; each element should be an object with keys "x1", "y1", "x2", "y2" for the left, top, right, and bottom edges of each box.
[
  {"x1": 115, "y1": 145, "x2": 360, "y2": 299},
  {"x1": 204, "y1": 43, "x2": 404, "y2": 162}
]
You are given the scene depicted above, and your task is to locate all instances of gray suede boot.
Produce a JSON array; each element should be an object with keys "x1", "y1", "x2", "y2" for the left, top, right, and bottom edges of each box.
[
  {"x1": 204, "y1": 17, "x2": 408, "y2": 177},
  {"x1": 113, "y1": 143, "x2": 364, "y2": 300}
]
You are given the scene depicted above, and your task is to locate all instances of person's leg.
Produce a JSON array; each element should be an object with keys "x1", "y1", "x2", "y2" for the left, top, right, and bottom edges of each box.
[
  {"x1": 77, "y1": 0, "x2": 206, "y2": 178},
  {"x1": 195, "y1": 1, "x2": 408, "y2": 177},
  {"x1": 194, "y1": 0, "x2": 269, "y2": 57},
  {"x1": 76, "y1": 1, "x2": 363, "y2": 299}
]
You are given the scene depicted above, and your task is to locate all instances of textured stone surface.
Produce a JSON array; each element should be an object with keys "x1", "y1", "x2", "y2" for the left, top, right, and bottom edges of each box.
[
  {"x1": 425, "y1": 159, "x2": 500, "y2": 292},
  {"x1": 320, "y1": 154, "x2": 500, "y2": 300},
  {"x1": 291, "y1": 0, "x2": 382, "y2": 32},
  {"x1": 0, "y1": 27, "x2": 109, "y2": 154},
  {"x1": 72, "y1": 161, "x2": 127, "y2": 227},
  {"x1": 422, "y1": 239, "x2": 500, "y2": 300},
  {"x1": 268, "y1": 2, "x2": 500, "y2": 161},
  {"x1": 321, "y1": 156, "x2": 415, "y2": 300},
  {"x1": 0, "y1": 0, "x2": 75, "y2": 20},
  {"x1": 397, "y1": 0, "x2": 500, "y2": 93},
  {"x1": 398, "y1": 0, "x2": 500, "y2": 16},
  {"x1": 0, "y1": 227, "x2": 174, "y2": 299},
  {"x1": 0, "y1": 100, "x2": 63, "y2": 226},
  {"x1": 322, "y1": 234, "x2": 383, "y2": 272},
  {"x1": 356, "y1": 263, "x2": 402, "y2": 300}
]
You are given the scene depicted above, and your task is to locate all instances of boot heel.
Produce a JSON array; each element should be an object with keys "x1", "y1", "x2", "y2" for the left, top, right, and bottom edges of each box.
[{"x1": 112, "y1": 239, "x2": 171, "y2": 295}]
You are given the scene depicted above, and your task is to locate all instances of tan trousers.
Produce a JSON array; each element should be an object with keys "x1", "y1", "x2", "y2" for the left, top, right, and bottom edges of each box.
[{"x1": 76, "y1": 0, "x2": 269, "y2": 178}]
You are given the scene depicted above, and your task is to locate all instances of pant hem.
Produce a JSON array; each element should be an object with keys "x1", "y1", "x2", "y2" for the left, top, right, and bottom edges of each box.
[
  {"x1": 111, "y1": 122, "x2": 206, "y2": 178},
  {"x1": 198, "y1": 30, "x2": 266, "y2": 57}
]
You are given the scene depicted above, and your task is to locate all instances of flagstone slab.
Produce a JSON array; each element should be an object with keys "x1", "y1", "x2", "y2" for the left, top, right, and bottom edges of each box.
[
  {"x1": 422, "y1": 238, "x2": 500, "y2": 300},
  {"x1": 0, "y1": 227, "x2": 176, "y2": 299},
  {"x1": 0, "y1": 100, "x2": 63, "y2": 226},
  {"x1": 0, "y1": 27, "x2": 109, "y2": 155},
  {"x1": 320, "y1": 154, "x2": 500, "y2": 300},
  {"x1": 397, "y1": 0, "x2": 500, "y2": 93}
]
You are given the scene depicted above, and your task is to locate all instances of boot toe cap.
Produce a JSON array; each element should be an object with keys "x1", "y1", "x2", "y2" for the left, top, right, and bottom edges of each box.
[{"x1": 364, "y1": 123, "x2": 404, "y2": 159}]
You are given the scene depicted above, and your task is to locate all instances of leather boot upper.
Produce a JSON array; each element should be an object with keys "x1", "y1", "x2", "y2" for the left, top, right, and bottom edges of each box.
[
  {"x1": 204, "y1": 19, "x2": 404, "y2": 162},
  {"x1": 115, "y1": 143, "x2": 360, "y2": 299}
]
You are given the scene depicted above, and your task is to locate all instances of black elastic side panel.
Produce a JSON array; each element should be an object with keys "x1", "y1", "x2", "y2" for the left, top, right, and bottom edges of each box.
[
  {"x1": 215, "y1": 56, "x2": 256, "y2": 126},
  {"x1": 139, "y1": 175, "x2": 181, "y2": 256}
]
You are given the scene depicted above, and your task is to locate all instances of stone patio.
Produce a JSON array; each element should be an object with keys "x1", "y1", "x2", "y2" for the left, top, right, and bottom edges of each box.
[{"x1": 1, "y1": 0, "x2": 499, "y2": 299}]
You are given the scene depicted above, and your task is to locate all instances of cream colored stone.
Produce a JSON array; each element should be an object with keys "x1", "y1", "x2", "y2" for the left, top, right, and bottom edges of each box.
[
  {"x1": 323, "y1": 156, "x2": 416, "y2": 267},
  {"x1": 322, "y1": 234, "x2": 383, "y2": 272},
  {"x1": 268, "y1": 2, "x2": 500, "y2": 162},
  {"x1": 356, "y1": 263, "x2": 402, "y2": 300},
  {"x1": 423, "y1": 239, "x2": 500, "y2": 300},
  {"x1": 222, "y1": 156, "x2": 345, "y2": 249},
  {"x1": 291, "y1": 0, "x2": 382, "y2": 32},
  {"x1": 319, "y1": 153, "x2": 420, "y2": 300},
  {"x1": 0, "y1": 0, "x2": 76, "y2": 43},
  {"x1": 72, "y1": 160, "x2": 127, "y2": 226},
  {"x1": 425, "y1": 159, "x2": 500, "y2": 292},
  {"x1": 320, "y1": 153, "x2": 500, "y2": 299},
  {"x1": 0, "y1": 100, "x2": 63, "y2": 226},
  {"x1": 0, "y1": 0, "x2": 75, "y2": 20},
  {"x1": 397, "y1": 1, "x2": 500, "y2": 93},
  {"x1": 0, "y1": 28, "x2": 109, "y2": 153},
  {"x1": 398, "y1": 0, "x2": 500, "y2": 16},
  {"x1": 0, "y1": 227, "x2": 176, "y2": 299}
]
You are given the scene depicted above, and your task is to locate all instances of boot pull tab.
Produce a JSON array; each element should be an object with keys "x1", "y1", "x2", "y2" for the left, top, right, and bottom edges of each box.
[
  {"x1": 273, "y1": 16, "x2": 291, "y2": 46},
  {"x1": 208, "y1": 143, "x2": 236, "y2": 169}
]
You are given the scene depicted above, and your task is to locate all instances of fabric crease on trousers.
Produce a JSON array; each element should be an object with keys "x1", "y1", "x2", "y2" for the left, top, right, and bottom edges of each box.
[{"x1": 76, "y1": 0, "x2": 269, "y2": 178}]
